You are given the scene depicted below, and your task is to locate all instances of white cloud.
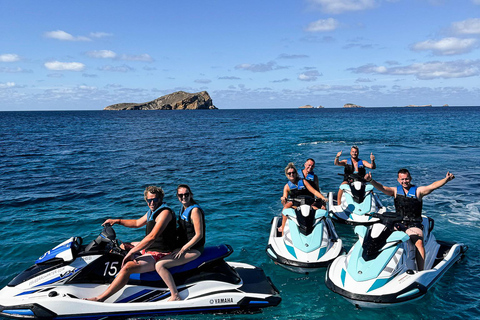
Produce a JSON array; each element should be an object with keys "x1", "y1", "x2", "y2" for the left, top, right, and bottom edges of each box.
[
  {"x1": 349, "y1": 59, "x2": 480, "y2": 79},
  {"x1": 298, "y1": 70, "x2": 322, "y2": 81},
  {"x1": 0, "y1": 54, "x2": 20, "y2": 62},
  {"x1": 305, "y1": 18, "x2": 339, "y2": 32},
  {"x1": 86, "y1": 50, "x2": 117, "y2": 59},
  {"x1": 194, "y1": 79, "x2": 212, "y2": 84},
  {"x1": 235, "y1": 61, "x2": 287, "y2": 72},
  {"x1": 118, "y1": 54, "x2": 154, "y2": 62},
  {"x1": 0, "y1": 67, "x2": 32, "y2": 73},
  {"x1": 411, "y1": 37, "x2": 478, "y2": 55},
  {"x1": 89, "y1": 32, "x2": 113, "y2": 38},
  {"x1": 44, "y1": 30, "x2": 91, "y2": 41},
  {"x1": 44, "y1": 61, "x2": 86, "y2": 71},
  {"x1": 451, "y1": 18, "x2": 480, "y2": 35},
  {"x1": 0, "y1": 82, "x2": 15, "y2": 89},
  {"x1": 98, "y1": 65, "x2": 134, "y2": 72},
  {"x1": 308, "y1": 0, "x2": 376, "y2": 14}
]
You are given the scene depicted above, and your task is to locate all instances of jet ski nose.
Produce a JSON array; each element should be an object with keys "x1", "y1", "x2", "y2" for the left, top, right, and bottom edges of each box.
[{"x1": 353, "y1": 181, "x2": 362, "y2": 190}]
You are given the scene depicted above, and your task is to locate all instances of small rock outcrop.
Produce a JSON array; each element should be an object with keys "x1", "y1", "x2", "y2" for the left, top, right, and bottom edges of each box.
[
  {"x1": 343, "y1": 103, "x2": 363, "y2": 108},
  {"x1": 104, "y1": 91, "x2": 217, "y2": 110}
]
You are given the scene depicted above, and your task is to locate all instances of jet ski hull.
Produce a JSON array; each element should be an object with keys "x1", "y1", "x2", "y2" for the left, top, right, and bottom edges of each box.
[
  {"x1": 0, "y1": 262, "x2": 280, "y2": 319},
  {"x1": 266, "y1": 213, "x2": 343, "y2": 274},
  {"x1": 326, "y1": 229, "x2": 468, "y2": 308}
]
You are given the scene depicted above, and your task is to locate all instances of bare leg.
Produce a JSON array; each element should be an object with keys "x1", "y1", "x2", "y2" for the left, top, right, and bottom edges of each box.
[
  {"x1": 86, "y1": 255, "x2": 155, "y2": 302},
  {"x1": 337, "y1": 181, "x2": 347, "y2": 205},
  {"x1": 414, "y1": 239, "x2": 425, "y2": 271},
  {"x1": 155, "y1": 251, "x2": 201, "y2": 301}
]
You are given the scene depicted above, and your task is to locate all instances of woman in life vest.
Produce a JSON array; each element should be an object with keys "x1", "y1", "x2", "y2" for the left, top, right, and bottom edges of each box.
[
  {"x1": 278, "y1": 162, "x2": 326, "y2": 234},
  {"x1": 155, "y1": 184, "x2": 205, "y2": 301}
]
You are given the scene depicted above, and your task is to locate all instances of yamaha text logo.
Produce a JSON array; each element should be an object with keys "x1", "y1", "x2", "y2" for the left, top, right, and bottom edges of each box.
[{"x1": 210, "y1": 297, "x2": 234, "y2": 304}]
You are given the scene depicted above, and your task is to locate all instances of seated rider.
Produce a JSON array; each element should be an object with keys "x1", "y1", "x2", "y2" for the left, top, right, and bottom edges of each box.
[
  {"x1": 86, "y1": 186, "x2": 176, "y2": 302},
  {"x1": 366, "y1": 169, "x2": 455, "y2": 271},
  {"x1": 155, "y1": 184, "x2": 205, "y2": 301},
  {"x1": 279, "y1": 162, "x2": 327, "y2": 234},
  {"x1": 334, "y1": 145, "x2": 376, "y2": 205},
  {"x1": 299, "y1": 158, "x2": 320, "y2": 191}
]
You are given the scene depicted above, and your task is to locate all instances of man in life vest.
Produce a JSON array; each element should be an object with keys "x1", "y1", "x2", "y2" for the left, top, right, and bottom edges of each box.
[
  {"x1": 334, "y1": 145, "x2": 376, "y2": 204},
  {"x1": 365, "y1": 169, "x2": 455, "y2": 271}
]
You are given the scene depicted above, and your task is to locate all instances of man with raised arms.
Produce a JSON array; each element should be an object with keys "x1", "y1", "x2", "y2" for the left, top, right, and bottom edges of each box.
[
  {"x1": 365, "y1": 169, "x2": 455, "y2": 271},
  {"x1": 334, "y1": 145, "x2": 376, "y2": 204}
]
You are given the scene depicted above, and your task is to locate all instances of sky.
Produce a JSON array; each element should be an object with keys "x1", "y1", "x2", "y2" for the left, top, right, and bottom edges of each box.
[{"x1": 1, "y1": 0, "x2": 479, "y2": 110}]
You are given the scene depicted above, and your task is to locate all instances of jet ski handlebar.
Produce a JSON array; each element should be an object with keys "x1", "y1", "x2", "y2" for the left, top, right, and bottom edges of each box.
[
  {"x1": 286, "y1": 195, "x2": 315, "y2": 207},
  {"x1": 84, "y1": 224, "x2": 123, "y2": 254}
]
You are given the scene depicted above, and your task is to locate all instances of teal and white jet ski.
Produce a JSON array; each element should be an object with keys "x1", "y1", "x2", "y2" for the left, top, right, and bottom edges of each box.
[
  {"x1": 328, "y1": 173, "x2": 386, "y2": 225},
  {"x1": 266, "y1": 196, "x2": 344, "y2": 273},
  {"x1": 325, "y1": 212, "x2": 468, "y2": 308}
]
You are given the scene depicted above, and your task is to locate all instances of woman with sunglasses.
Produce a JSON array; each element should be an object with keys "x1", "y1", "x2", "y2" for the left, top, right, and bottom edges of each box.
[
  {"x1": 86, "y1": 186, "x2": 177, "y2": 302},
  {"x1": 278, "y1": 163, "x2": 327, "y2": 234},
  {"x1": 155, "y1": 184, "x2": 205, "y2": 301}
]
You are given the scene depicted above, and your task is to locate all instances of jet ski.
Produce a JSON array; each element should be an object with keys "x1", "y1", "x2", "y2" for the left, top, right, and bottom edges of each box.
[
  {"x1": 0, "y1": 225, "x2": 281, "y2": 319},
  {"x1": 266, "y1": 196, "x2": 344, "y2": 273},
  {"x1": 325, "y1": 212, "x2": 468, "y2": 308},
  {"x1": 328, "y1": 173, "x2": 386, "y2": 225}
]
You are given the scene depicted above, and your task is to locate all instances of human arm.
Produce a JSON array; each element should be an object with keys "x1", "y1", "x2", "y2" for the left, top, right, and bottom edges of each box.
[
  {"x1": 417, "y1": 172, "x2": 455, "y2": 200},
  {"x1": 334, "y1": 151, "x2": 347, "y2": 166},
  {"x1": 174, "y1": 208, "x2": 204, "y2": 259},
  {"x1": 363, "y1": 153, "x2": 377, "y2": 169},
  {"x1": 365, "y1": 173, "x2": 395, "y2": 197},
  {"x1": 304, "y1": 180, "x2": 326, "y2": 201},
  {"x1": 102, "y1": 215, "x2": 147, "y2": 228},
  {"x1": 280, "y1": 183, "x2": 290, "y2": 206}
]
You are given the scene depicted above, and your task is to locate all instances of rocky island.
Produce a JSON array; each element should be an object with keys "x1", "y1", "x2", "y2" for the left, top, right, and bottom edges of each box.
[
  {"x1": 343, "y1": 103, "x2": 364, "y2": 108},
  {"x1": 104, "y1": 91, "x2": 217, "y2": 110}
]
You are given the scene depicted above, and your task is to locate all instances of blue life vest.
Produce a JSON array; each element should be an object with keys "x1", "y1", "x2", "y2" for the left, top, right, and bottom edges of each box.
[
  {"x1": 300, "y1": 170, "x2": 319, "y2": 191},
  {"x1": 345, "y1": 158, "x2": 365, "y2": 176},
  {"x1": 287, "y1": 179, "x2": 312, "y2": 197},
  {"x1": 178, "y1": 204, "x2": 205, "y2": 252}
]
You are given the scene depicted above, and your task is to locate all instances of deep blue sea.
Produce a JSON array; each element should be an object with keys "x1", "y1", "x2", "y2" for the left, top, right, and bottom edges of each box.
[{"x1": 0, "y1": 107, "x2": 479, "y2": 320}]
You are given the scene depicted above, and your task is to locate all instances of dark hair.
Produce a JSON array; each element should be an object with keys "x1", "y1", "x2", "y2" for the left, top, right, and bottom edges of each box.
[
  {"x1": 397, "y1": 168, "x2": 411, "y2": 178},
  {"x1": 306, "y1": 158, "x2": 315, "y2": 164},
  {"x1": 177, "y1": 184, "x2": 196, "y2": 203}
]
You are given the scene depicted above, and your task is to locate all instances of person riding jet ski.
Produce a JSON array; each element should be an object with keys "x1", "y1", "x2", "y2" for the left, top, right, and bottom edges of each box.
[{"x1": 366, "y1": 169, "x2": 455, "y2": 270}]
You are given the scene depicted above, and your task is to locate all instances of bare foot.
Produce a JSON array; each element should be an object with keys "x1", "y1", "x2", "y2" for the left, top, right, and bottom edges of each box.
[
  {"x1": 84, "y1": 297, "x2": 104, "y2": 302},
  {"x1": 167, "y1": 294, "x2": 181, "y2": 302}
]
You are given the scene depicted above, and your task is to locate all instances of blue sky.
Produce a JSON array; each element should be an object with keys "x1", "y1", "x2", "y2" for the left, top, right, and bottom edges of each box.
[{"x1": 1, "y1": 0, "x2": 479, "y2": 110}]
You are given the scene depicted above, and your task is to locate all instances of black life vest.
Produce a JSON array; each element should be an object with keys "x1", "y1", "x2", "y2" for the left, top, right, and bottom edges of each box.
[
  {"x1": 394, "y1": 185, "x2": 423, "y2": 223},
  {"x1": 145, "y1": 204, "x2": 177, "y2": 253},
  {"x1": 344, "y1": 158, "x2": 365, "y2": 177}
]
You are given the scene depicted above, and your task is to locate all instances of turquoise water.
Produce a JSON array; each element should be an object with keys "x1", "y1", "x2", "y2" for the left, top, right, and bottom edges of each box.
[{"x1": 0, "y1": 107, "x2": 479, "y2": 319}]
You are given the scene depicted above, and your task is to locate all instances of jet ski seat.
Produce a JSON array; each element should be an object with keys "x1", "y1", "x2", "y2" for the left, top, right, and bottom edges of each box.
[{"x1": 130, "y1": 244, "x2": 233, "y2": 281}]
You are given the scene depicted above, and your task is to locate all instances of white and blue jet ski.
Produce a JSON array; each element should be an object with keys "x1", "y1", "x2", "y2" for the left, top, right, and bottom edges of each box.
[
  {"x1": 0, "y1": 225, "x2": 281, "y2": 320},
  {"x1": 266, "y1": 196, "x2": 344, "y2": 273},
  {"x1": 325, "y1": 212, "x2": 468, "y2": 308},
  {"x1": 328, "y1": 173, "x2": 386, "y2": 225}
]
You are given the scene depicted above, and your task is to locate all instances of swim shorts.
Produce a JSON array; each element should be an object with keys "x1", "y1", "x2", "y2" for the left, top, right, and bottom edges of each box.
[{"x1": 141, "y1": 250, "x2": 170, "y2": 262}]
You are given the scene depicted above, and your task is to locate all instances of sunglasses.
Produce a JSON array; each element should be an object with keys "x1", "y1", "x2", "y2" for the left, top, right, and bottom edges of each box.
[
  {"x1": 146, "y1": 197, "x2": 159, "y2": 203},
  {"x1": 177, "y1": 193, "x2": 190, "y2": 198},
  {"x1": 286, "y1": 171, "x2": 296, "y2": 176}
]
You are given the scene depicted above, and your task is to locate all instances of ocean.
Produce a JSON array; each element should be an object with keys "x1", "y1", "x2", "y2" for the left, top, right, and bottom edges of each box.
[{"x1": 0, "y1": 107, "x2": 479, "y2": 320}]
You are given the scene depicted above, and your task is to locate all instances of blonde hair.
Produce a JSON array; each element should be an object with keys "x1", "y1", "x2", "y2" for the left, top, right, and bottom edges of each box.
[
  {"x1": 284, "y1": 162, "x2": 298, "y2": 177},
  {"x1": 144, "y1": 186, "x2": 164, "y2": 201}
]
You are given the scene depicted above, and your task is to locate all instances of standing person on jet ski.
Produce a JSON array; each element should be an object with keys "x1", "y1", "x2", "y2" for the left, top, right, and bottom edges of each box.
[
  {"x1": 278, "y1": 162, "x2": 327, "y2": 234},
  {"x1": 365, "y1": 169, "x2": 455, "y2": 270},
  {"x1": 299, "y1": 158, "x2": 320, "y2": 191},
  {"x1": 334, "y1": 145, "x2": 376, "y2": 204},
  {"x1": 86, "y1": 185, "x2": 177, "y2": 302},
  {"x1": 155, "y1": 184, "x2": 205, "y2": 301}
]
